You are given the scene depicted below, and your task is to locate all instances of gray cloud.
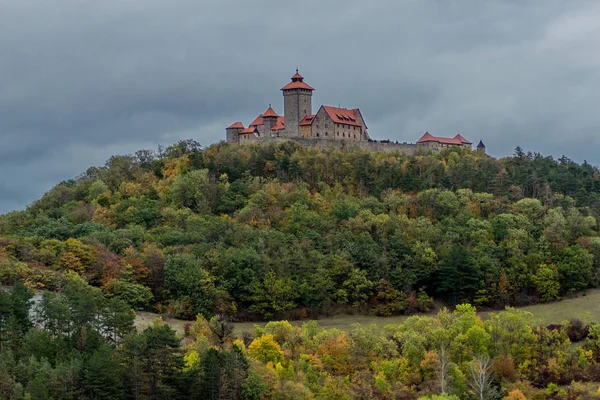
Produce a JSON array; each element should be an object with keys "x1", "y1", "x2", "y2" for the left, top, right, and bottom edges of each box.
[{"x1": 1, "y1": 0, "x2": 599, "y2": 212}]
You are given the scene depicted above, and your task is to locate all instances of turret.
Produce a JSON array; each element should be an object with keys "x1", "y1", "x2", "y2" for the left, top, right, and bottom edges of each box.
[
  {"x1": 281, "y1": 69, "x2": 313, "y2": 137},
  {"x1": 226, "y1": 122, "x2": 244, "y2": 144},
  {"x1": 477, "y1": 140, "x2": 486, "y2": 153},
  {"x1": 261, "y1": 105, "x2": 279, "y2": 136}
]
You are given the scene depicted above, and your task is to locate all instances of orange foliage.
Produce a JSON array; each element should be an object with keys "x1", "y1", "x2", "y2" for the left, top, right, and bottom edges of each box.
[
  {"x1": 318, "y1": 333, "x2": 353, "y2": 374},
  {"x1": 504, "y1": 389, "x2": 526, "y2": 400},
  {"x1": 123, "y1": 247, "x2": 150, "y2": 283},
  {"x1": 94, "y1": 244, "x2": 126, "y2": 286},
  {"x1": 493, "y1": 354, "x2": 519, "y2": 382},
  {"x1": 60, "y1": 251, "x2": 84, "y2": 272},
  {"x1": 92, "y1": 206, "x2": 117, "y2": 228}
]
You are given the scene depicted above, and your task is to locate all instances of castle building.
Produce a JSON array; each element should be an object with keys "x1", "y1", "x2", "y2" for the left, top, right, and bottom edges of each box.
[
  {"x1": 226, "y1": 70, "x2": 370, "y2": 144},
  {"x1": 477, "y1": 140, "x2": 486, "y2": 153},
  {"x1": 416, "y1": 132, "x2": 472, "y2": 150},
  {"x1": 226, "y1": 71, "x2": 484, "y2": 154}
]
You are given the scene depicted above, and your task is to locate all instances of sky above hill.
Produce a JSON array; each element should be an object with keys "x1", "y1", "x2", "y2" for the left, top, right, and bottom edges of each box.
[{"x1": 1, "y1": 0, "x2": 600, "y2": 213}]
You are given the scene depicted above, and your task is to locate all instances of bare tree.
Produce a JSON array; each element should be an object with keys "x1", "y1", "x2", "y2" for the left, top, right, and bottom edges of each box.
[
  {"x1": 468, "y1": 354, "x2": 495, "y2": 400},
  {"x1": 437, "y1": 342, "x2": 450, "y2": 394}
]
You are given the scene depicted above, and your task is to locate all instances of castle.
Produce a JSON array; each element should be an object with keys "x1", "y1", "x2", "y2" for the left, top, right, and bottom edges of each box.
[{"x1": 226, "y1": 71, "x2": 485, "y2": 154}]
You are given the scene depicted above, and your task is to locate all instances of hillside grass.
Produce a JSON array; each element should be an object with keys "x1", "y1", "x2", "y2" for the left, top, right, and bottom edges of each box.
[{"x1": 135, "y1": 289, "x2": 600, "y2": 336}]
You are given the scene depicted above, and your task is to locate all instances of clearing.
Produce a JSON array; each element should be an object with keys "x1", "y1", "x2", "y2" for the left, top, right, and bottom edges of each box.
[{"x1": 134, "y1": 289, "x2": 600, "y2": 336}]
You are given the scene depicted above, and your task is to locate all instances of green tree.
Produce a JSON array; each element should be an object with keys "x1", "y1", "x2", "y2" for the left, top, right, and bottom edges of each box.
[
  {"x1": 104, "y1": 279, "x2": 153, "y2": 308},
  {"x1": 121, "y1": 324, "x2": 183, "y2": 399},
  {"x1": 557, "y1": 246, "x2": 594, "y2": 293},
  {"x1": 248, "y1": 271, "x2": 296, "y2": 318},
  {"x1": 436, "y1": 244, "x2": 483, "y2": 304},
  {"x1": 533, "y1": 264, "x2": 560, "y2": 301},
  {"x1": 164, "y1": 254, "x2": 219, "y2": 318},
  {"x1": 83, "y1": 344, "x2": 123, "y2": 399}
]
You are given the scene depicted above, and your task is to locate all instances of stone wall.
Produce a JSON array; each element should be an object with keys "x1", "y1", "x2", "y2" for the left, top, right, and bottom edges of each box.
[
  {"x1": 224, "y1": 132, "x2": 475, "y2": 156},
  {"x1": 258, "y1": 137, "x2": 419, "y2": 155}
]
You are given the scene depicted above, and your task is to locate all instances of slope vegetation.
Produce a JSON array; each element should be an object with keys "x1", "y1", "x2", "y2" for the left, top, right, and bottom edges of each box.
[{"x1": 1, "y1": 140, "x2": 600, "y2": 322}]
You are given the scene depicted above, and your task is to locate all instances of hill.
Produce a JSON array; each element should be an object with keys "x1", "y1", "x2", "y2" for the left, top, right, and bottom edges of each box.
[{"x1": 1, "y1": 139, "x2": 600, "y2": 321}]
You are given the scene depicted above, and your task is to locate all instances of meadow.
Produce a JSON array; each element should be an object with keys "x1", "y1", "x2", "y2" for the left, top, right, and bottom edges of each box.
[{"x1": 134, "y1": 288, "x2": 600, "y2": 336}]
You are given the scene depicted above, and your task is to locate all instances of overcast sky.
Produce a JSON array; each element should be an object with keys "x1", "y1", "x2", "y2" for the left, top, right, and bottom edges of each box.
[{"x1": 1, "y1": 0, "x2": 600, "y2": 213}]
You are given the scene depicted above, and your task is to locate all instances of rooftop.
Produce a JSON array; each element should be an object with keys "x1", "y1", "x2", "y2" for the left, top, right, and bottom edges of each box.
[
  {"x1": 240, "y1": 127, "x2": 258, "y2": 135},
  {"x1": 417, "y1": 132, "x2": 472, "y2": 145},
  {"x1": 322, "y1": 106, "x2": 362, "y2": 127},
  {"x1": 227, "y1": 122, "x2": 244, "y2": 129},
  {"x1": 281, "y1": 70, "x2": 314, "y2": 91},
  {"x1": 262, "y1": 105, "x2": 279, "y2": 118}
]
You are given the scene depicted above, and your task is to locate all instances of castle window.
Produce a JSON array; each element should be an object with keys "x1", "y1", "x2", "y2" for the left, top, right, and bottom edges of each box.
[
  {"x1": 317, "y1": 133, "x2": 320, "y2": 137},
  {"x1": 337, "y1": 132, "x2": 339, "y2": 136},
  {"x1": 343, "y1": 133, "x2": 345, "y2": 137},
  {"x1": 325, "y1": 132, "x2": 328, "y2": 136}
]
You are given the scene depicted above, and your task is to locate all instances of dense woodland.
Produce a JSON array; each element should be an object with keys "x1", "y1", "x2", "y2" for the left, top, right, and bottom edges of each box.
[
  {"x1": 3, "y1": 282, "x2": 600, "y2": 399},
  {"x1": 3, "y1": 140, "x2": 600, "y2": 398},
  {"x1": 2, "y1": 140, "x2": 600, "y2": 318}
]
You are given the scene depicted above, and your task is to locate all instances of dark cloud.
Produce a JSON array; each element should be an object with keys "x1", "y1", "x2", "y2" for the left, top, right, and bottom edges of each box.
[{"x1": 1, "y1": 0, "x2": 599, "y2": 212}]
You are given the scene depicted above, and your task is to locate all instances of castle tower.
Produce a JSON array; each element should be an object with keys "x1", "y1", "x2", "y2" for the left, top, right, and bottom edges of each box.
[
  {"x1": 281, "y1": 70, "x2": 313, "y2": 137},
  {"x1": 261, "y1": 105, "x2": 279, "y2": 136},
  {"x1": 477, "y1": 140, "x2": 486, "y2": 153},
  {"x1": 226, "y1": 122, "x2": 244, "y2": 144}
]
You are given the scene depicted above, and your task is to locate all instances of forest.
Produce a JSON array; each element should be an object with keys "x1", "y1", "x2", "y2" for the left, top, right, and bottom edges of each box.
[
  {"x1": 3, "y1": 281, "x2": 600, "y2": 399},
  {"x1": 2, "y1": 140, "x2": 600, "y2": 398}
]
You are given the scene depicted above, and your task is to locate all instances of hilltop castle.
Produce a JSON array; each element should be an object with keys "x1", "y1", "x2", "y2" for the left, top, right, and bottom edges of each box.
[{"x1": 226, "y1": 71, "x2": 484, "y2": 154}]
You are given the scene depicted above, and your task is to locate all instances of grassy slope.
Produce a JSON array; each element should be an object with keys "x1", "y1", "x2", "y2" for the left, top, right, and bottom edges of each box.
[{"x1": 135, "y1": 289, "x2": 600, "y2": 336}]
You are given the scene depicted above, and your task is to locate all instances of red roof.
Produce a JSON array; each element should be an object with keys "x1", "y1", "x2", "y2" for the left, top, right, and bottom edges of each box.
[
  {"x1": 417, "y1": 132, "x2": 471, "y2": 145},
  {"x1": 249, "y1": 115, "x2": 264, "y2": 126},
  {"x1": 240, "y1": 127, "x2": 258, "y2": 135},
  {"x1": 227, "y1": 122, "x2": 244, "y2": 129},
  {"x1": 299, "y1": 114, "x2": 316, "y2": 126},
  {"x1": 262, "y1": 106, "x2": 279, "y2": 118},
  {"x1": 271, "y1": 116, "x2": 285, "y2": 131},
  {"x1": 281, "y1": 81, "x2": 314, "y2": 91},
  {"x1": 454, "y1": 134, "x2": 472, "y2": 144},
  {"x1": 322, "y1": 106, "x2": 362, "y2": 127},
  {"x1": 281, "y1": 70, "x2": 314, "y2": 91}
]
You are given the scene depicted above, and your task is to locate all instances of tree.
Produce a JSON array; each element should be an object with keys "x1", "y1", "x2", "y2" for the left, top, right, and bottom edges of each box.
[
  {"x1": 0, "y1": 282, "x2": 31, "y2": 350},
  {"x1": 164, "y1": 254, "x2": 219, "y2": 318},
  {"x1": 193, "y1": 345, "x2": 249, "y2": 400},
  {"x1": 121, "y1": 324, "x2": 183, "y2": 399},
  {"x1": 533, "y1": 264, "x2": 560, "y2": 301},
  {"x1": 557, "y1": 246, "x2": 594, "y2": 293},
  {"x1": 101, "y1": 297, "x2": 135, "y2": 345},
  {"x1": 171, "y1": 169, "x2": 211, "y2": 213},
  {"x1": 208, "y1": 315, "x2": 234, "y2": 347},
  {"x1": 83, "y1": 344, "x2": 123, "y2": 399},
  {"x1": 248, "y1": 334, "x2": 284, "y2": 364},
  {"x1": 104, "y1": 279, "x2": 153, "y2": 309},
  {"x1": 248, "y1": 271, "x2": 296, "y2": 318},
  {"x1": 467, "y1": 354, "x2": 495, "y2": 400},
  {"x1": 436, "y1": 244, "x2": 483, "y2": 304}
]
